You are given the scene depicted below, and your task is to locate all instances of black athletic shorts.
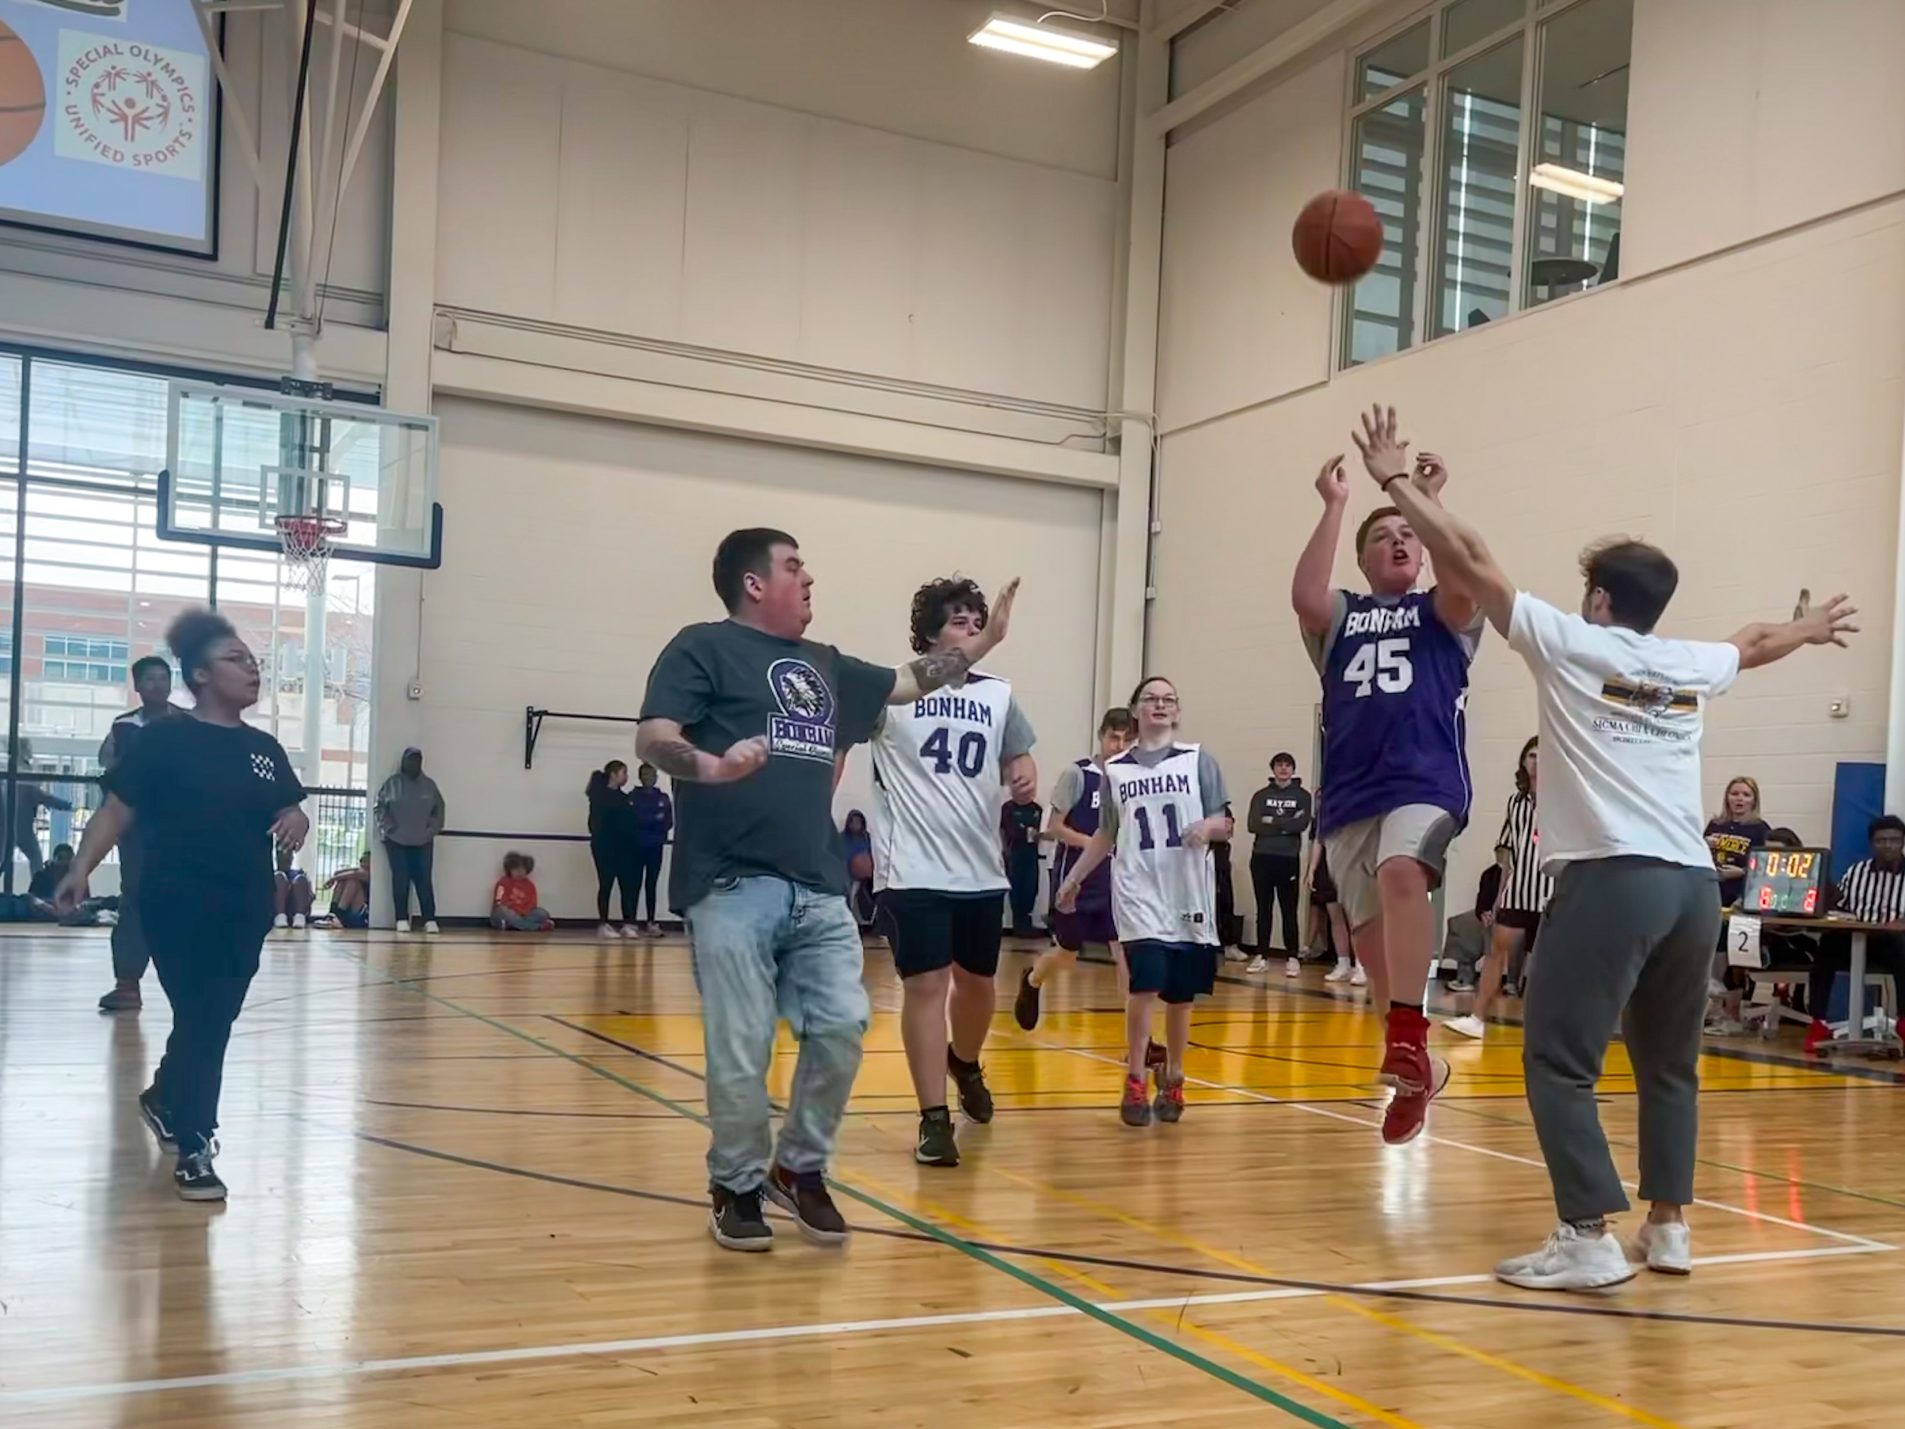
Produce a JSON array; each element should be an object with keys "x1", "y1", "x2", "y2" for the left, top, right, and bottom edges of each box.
[
  {"x1": 1495, "y1": 907, "x2": 1541, "y2": 937},
  {"x1": 878, "y1": 889, "x2": 1005, "y2": 979},
  {"x1": 1051, "y1": 901, "x2": 1118, "y2": 952},
  {"x1": 1123, "y1": 939, "x2": 1218, "y2": 1005}
]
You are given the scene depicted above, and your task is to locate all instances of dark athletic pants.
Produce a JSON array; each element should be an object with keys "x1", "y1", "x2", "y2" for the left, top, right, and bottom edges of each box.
[
  {"x1": 635, "y1": 846, "x2": 665, "y2": 924},
  {"x1": 1250, "y1": 851, "x2": 1301, "y2": 953},
  {"x1": 384, "y1": 840, "x2": 437, "y2": 922},
  {"x1": 112, "y1": 834, "x2": 151, "y2": 981},
  {"x1": 1808, "y1": 931, "x2": 1905, "y2": 1027},
  {"x1": 1006, "y1": 847, "x2": 1040, "y2": 932},
  {"x1": 592, "y1": 839, "x2": 635, "y2": 923},
  {"x1": 146, "y1": 901, "x2": 267, "y2": 1152},
  {"x1": 1523, "y1": 857, "x2": 1719, "y2": 1223}
]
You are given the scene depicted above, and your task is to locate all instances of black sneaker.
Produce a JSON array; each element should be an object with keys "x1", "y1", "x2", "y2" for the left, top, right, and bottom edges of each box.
[
  {"x1": 174, "y1": 1147, "x2": 226, "y2": 1202},
  {"x1": 765, "y1": 1164, "x2": 850, "y2": 1246},
  {"x1": 916, "y1": 1106, "x2": 959, "y2": 1166},
  {"x1": 138, "y1": 1088, "x2": 177, "y2": 1150},
  {"x1": 947, "y1": 1046, "x2": 994, "y2": 1123},
  {"x1": 708, "y1": 1185, "x2": 773, "y2": 1252},
  {"x1": 1013, "y1": 968, "x2": 1041, "y2": 1031}
]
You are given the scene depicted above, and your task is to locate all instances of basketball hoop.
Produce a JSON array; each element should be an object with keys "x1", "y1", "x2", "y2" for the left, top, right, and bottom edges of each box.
[{"x1": 276, "y1": 513, "x2": 348, "y2": 593}]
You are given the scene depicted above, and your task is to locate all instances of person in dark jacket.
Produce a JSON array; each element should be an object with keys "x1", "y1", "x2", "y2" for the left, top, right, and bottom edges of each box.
[
  {"x1": 96, "y1": 655, "x2": 180, "y2": 1012},
  {"x1": 628, "y1": 763, "x2": 673, "y2": 936},
  {"x1": 587, "y1": 760, "x2": 640, "y2": 937},
  {"x1": 1000, "y1": 790, "x2": 1044, "y2": 938},
  {"x1": 1245, "y1": 754, "x2": 1313, "y2": 973}
]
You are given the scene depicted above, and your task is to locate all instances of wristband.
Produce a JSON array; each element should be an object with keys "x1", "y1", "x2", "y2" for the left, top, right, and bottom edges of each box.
[{"x1": 1381, "y1": 473, "x2": 1407, "y2": 490}]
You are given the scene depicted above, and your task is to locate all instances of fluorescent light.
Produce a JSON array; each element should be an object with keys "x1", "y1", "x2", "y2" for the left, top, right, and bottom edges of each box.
[
  {"x1": 1529, "y1": 163, "x2": 1625, "y2": 204},
  {"x1": 969, "y1": 14, "x2": 1118, "y2": 69}
]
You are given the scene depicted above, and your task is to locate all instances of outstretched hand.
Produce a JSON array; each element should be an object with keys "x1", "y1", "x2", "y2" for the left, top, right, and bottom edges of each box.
[
  {"x1": 1413, "y1": 451, "x2": 1450, "y2": 500},
  {"x1": 1793, "y1": 589, "x2": 1859, "y2": 648},
  {"x1": 1350, "y1": 404, "x2": 1410, "y2": 486},
  {"x1": 1315, "y1": 455, "x2": 1348, "y2": 507},
  {"x1": 979, "y1": 577, "x2": 1021, "y2": 655}
]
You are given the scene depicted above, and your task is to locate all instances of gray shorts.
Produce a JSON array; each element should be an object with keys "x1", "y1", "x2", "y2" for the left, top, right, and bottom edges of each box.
[{"x1": 1323, "y1": 804, "x2": 1460, "y2": 929}]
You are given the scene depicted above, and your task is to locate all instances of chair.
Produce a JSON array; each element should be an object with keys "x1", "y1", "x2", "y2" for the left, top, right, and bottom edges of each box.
[{"x1": 1742, "y1": 964, "x2": 1814, "y2": 1038}]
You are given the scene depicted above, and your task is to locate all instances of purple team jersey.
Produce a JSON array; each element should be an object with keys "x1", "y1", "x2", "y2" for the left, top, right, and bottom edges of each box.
[
  {"x1": 1313, "y1": 588, "x2": 1476, "y2": 838},
  {"x1": 1054, "y1": 758, "x2": 1113, "y2": 909}
]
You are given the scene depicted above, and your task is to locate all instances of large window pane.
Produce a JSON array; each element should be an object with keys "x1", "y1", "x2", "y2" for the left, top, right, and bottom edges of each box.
[
  {"x1": 1526, "y1": 0, "x2": 1630, "y2": 307},
  {"x1": 1343, "y1": 87, "x2": 1426, "y2": 367},
  {"x1": 1431, "y1": 36, "x2": 1523, "y2": 337},
  {"x1": 1358, "y1": 21, "x2": 1430, "y2": 101},
  {"x1": 0, "y1": 359, "x2": 19, "y2": 772},
  {"x1": 1443, "y1": 0, "x2": 1525, "y2": 56}
]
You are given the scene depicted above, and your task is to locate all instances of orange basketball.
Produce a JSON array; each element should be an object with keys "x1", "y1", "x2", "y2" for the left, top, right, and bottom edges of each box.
[
  {"x1": 1291, "y1": 189, "x2": 1385, "y2": 285},
  {"x1": 0, "y1": 23, "x2": 46, "y2": 168}
]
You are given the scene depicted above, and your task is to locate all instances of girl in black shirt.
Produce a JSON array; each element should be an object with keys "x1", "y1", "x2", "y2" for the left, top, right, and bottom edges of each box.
[
  {"x1": 58, "y1": 611, "x2": 308, "y2": 1202},
  {"x1": 586, "y1": 759, "x2": 639, "y2": 936}
]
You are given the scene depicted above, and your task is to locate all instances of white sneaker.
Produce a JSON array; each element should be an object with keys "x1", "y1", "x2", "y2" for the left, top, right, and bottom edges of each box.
[
  {"x1": 272, "y1": 914, "x2": 289, "y2": 930},
  {"x1": 1285, "y1": 957, "x2": 1301, "y2": 978},
  {"x1": 291, "y1": 914, "x2": 307, "y2": 930},
  {"x1": 424, "y1": 921, "x2": 441, "y2": 936},
  {"x1": 1444, "y1": 1014, "x2": 1486, "y2": 1040},
  {"x1": 621, "y1": 924, "x2": 644, "y2": 938},
  {"x1": 599, "y1": 923, "x2": 621, "y2": 940},
  {"x1": 1324, "y1": 957, "x2": 1352, "y2": 983},
  {"x1": 1349, "y1": 963, "x2": 1368, "y2": 987},
  {"x1": 395, "y1": 919, "x2": 411, "y2": 934},
  {"x1": 1245, "y1": 954, "x2": 1268, "y2": 974},
  {"x1": 1496, "y1": 1223, "x2": 1636, "y2": 1291},
  {"x1": 1223, "y1": 947, "x2": 1248, "y2": 964},
  {"x1": 1629, "y1": 1219, "x2": 1692, "y2": 1275}
]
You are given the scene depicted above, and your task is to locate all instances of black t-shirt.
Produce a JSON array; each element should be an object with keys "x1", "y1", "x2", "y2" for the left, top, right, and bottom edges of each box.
[
  {"x1": 102, "y1": 716, "x2": 306, "y2": 922},
  {"x1": 1002, "y1": 801, "x2": 1042, "y2": 855},
  {"x1": 29, "y1": 861, "x2": 65, "y2": 900},
  {"x1": 640, "y1": 620, "x2": 895, "y2": 913},
  {"x1": 1704, "y1": 817, "x2": 1771, "y2": 906}
]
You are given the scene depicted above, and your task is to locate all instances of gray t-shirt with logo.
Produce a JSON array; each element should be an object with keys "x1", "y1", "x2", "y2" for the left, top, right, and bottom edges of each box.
[{"x1": 640, "y1": 620, "x2": 895, "y2": 913}]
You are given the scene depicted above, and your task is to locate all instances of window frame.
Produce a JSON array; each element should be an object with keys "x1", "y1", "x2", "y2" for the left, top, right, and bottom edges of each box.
[{"x1": 1339, "y1": 0, "x2": 1619, "y2": 369}]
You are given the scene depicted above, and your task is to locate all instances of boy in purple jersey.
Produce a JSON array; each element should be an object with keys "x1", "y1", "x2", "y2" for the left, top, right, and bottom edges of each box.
[
  {"x1": 1293, "y1": 406, "x2": 1484, "y2": 1147},
  {"x1": 1013, "y1": 707, "x2": 1137, "y2": 1031}
]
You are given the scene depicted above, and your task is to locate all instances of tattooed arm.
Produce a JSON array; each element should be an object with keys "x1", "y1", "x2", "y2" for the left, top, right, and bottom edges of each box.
[
  {"x1": 635, "y1": 720, "x2": 769, "y2": 785},
  {"x1": 887, "y1": 578, "x2": 1022, "y2": 704}
]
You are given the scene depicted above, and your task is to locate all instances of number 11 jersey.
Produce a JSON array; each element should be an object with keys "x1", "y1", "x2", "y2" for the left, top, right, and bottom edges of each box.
[
  {"x1": 870, "y1": 672, "x2": 1028, "y2": 894},
  {"x1": 1104, "y1": 743, "x2": 1222, "y2": 947},
  {"x1": 1310, "y1": 588, "x2": 1479, "y2": 839}
]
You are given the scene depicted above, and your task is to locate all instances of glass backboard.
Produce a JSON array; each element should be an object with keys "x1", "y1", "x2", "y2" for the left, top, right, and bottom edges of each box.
[{"x1": 159, "y1": 381, "x2": 442, "y2": 568}]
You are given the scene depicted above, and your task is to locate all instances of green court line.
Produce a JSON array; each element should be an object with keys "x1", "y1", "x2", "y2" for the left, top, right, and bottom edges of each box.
[{"x1": 334, "y1": 948, "x2": 1355, "y2": 1428}]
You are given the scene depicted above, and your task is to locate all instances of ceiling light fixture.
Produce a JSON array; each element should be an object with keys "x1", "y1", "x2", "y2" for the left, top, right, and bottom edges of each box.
[
  {"x1": 968, "y1": 14, "x2": 1119, "y2": 69},
  {"x1": 1529, "y1": 162, "x2": 1625, "y2": 204}
]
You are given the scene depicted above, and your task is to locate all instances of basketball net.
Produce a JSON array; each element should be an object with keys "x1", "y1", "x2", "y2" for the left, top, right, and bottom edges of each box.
[{"x1": 276, "y1": 513, "x2": 348, "y2": 593}]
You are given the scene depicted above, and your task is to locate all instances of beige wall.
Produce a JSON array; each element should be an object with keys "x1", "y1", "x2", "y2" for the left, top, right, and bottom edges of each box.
[{"x1": 1151, "y1": 0, "x2": 1905, "y2": 919}]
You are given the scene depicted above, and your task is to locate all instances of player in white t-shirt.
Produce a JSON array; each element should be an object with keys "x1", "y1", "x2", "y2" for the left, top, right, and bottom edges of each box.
[
  {"x1": 1359, "y1": 404, "x2": 1857, "y2": 1293},
  {"x1": 866, "y1": 577, "x2": 1037, "y2": 1169},
  {"x1": 1056, "y1": 676, "x2": 1232, "y2": 1127}
]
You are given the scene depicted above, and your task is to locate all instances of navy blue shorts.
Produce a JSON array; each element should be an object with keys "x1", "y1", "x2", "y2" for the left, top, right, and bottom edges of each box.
[
  {"x1": 1123, "y1": 939, "x2": 1217, "y2": 1005},
  {"x1": 1051, "y1": 902, "x2": 1117, "y2": 952}
]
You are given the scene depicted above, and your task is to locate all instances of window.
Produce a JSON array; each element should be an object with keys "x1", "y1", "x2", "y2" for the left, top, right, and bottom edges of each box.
[
  {"x1": 1341, "y1": 0, "x2": 1632, "y2": 366},
  {"x1": 43, "y1": 635, "x2": 129, "y2": 685}
]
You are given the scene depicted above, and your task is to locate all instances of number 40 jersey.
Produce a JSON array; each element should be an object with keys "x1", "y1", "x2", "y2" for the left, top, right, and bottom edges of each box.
[
  {"x1": 870, "y1": 672, "x2": 1030, "y2": 894},
  {"x1": 1311, "y1": 587, "x2": 1479, "y2": 839}
]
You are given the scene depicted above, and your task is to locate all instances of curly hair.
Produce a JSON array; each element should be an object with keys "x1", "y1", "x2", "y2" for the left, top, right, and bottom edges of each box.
[
  {"x1": 166, "y1": 608, "x2": 238, "y2": 691},
  {"x1": 909, "y1": 576, "x2": 988, "y2": 654}
]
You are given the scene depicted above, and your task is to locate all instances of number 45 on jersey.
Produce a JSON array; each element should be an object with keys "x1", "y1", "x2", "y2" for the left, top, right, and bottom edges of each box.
[{"x1": 1344, "y1": 638, "x2": 1414, "y2": 698}]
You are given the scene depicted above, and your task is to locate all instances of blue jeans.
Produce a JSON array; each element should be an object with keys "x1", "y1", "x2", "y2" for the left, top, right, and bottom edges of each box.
[{"x1": 686, "y1": 876, "x2": 869, "y2": 1192}]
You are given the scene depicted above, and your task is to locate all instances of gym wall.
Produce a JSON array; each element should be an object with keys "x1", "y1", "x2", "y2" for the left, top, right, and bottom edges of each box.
[
  {"x1": 422, "y1": 399, "x2": 1104, "y2": 918},
  {"x1": 1150, "y1": 0, "x2": 1905, "y2": 915}
]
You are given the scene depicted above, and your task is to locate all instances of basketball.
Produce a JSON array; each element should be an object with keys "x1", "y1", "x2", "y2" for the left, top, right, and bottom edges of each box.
[
  {"x1": 0, "y1": 23, "x2": 45, "y2": 168},
  {"x1": 849, "y1": 851, "x2": 873, "y2": 882},
  {"x1": 1291, "y1": 188, "x2": 1384, "y2": 285}
]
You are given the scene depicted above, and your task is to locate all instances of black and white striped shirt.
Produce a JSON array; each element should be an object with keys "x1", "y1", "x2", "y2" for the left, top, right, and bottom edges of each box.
[
  {"x1": 1495, "y1": 791, "x2": 1552, "y2": 913},
  {"x1": 1837, "y1": 859, "x2": 1905, "y2": 922}
]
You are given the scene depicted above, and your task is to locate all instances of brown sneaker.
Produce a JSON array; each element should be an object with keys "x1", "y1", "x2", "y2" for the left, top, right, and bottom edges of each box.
[
  {"x1": 97, "y1": 983, "x2": 142, "y2": 1013},
  {"x1": 1153, "y1": 1076, "x2": 1186, "y2": 1124}
]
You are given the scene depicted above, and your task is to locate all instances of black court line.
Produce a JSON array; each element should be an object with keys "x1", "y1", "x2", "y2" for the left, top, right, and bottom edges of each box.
[{"x1": 350, "y1": 1126, "x2": 1905, "y2": 1343}]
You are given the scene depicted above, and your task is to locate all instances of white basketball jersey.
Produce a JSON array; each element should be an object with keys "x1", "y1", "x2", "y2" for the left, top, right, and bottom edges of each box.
[
  {"x1": 870, "y1": 673, "x2": 1014, "y2": 893},
  {"x1": 1104, "y1": 744, "x2": 1217, "y2": 946}
]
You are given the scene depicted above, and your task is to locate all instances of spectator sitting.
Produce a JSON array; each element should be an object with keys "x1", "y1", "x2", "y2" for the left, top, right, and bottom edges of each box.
[
  {"x1": 1442, "y1": 863, "x2": 1502, "y2": 994},
  {"x1": 26, "y1": 843, "x2": 107, "y2": 926},
  {"x1": 1805, "y1": 815, "x2": 1905, "y2": 1053},
  {"x1": 491, "y1": 851, "x2": 554, "y2": 933},
  {"x1": 274, "y1": 848, "x2": 315, "y2": 929},
  {"x1": 1705, "y1": 775, "x2": 1773, "y2": 1034},
  {"x1": 319, "y1": 854, "x2": 372, "y2": 928}
]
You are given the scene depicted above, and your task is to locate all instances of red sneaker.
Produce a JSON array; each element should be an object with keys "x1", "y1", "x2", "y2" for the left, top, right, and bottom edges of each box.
[
  {"x1": 1120, "y1": 1075, "x2": 1152, "y2": 1127},
  {"x1": 1804, "y1": 1018, "x2": 1832, "y2": 1056},
  {"x1": 1381, "y1": 1048, "x2": 1450, "y2": 1145}
]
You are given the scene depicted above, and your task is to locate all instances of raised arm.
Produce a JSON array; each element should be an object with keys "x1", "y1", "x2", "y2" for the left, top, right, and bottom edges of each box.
[
  {"x1": 635, "y1": 718, "x2": 769, "y2": 785},
  {"x1": 1293, "y1": 458, "x2": 1349, "y2": 637},
  {"x1": 1728, "y1": 588, "x2": 1858, "y2": 670},
  {"x1": 888, "y1": 578, "x2": 1021, "y2": 704},
  {"x1": 1352, "y1": 405, "x2": 1515, "y2": 636}
]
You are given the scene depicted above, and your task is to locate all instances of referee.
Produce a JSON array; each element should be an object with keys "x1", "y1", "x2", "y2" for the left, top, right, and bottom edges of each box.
[
  {"x1": 1446, "y1": 736, "x2": 1548, "y2": 1039},
  {"x1": 1805, "y1": 814, "x2": 1905, "y2": 1047}
]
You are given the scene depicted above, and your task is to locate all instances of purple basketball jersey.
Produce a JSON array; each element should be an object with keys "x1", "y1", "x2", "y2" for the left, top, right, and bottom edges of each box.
[
  {"x1": 1054, "y1": 758, "x2": 1113, "y2": 909},
  {"x1": 1316, "y1": 588, "x2": 1474, "y2": 837}
]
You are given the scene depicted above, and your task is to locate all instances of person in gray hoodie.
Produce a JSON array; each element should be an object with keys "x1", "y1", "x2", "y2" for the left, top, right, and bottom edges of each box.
[
  {"x1": 1244, "y1": 753, "x2": 1312, "y2": 972},
  {"x1": 375, "y1": 746, "x2": 445, "y2": 933}
]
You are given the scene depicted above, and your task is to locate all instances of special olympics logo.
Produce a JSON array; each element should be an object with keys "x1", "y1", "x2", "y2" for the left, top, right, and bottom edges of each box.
[{"x1": 58, "y1": 34, "x2": 204, "y2": 176}]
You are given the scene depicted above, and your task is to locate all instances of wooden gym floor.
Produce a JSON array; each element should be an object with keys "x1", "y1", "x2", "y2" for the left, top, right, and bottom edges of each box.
[{"x1": 2, "y1": 928, "x2": 1903, "y2": 1427}]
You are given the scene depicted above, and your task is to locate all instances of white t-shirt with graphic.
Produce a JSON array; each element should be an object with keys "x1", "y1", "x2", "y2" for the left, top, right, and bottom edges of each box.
[{"x1": 1507, "y1": 593, "x2": 1740, "y2": 873}]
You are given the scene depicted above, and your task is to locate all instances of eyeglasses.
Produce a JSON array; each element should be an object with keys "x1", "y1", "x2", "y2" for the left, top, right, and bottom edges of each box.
[
  {"x1": 216, "y1": 652, "x2": 260, "y2": 672},
  {"x1": 1136, "y1": 694, "x2": 1179, "y2": 708}
]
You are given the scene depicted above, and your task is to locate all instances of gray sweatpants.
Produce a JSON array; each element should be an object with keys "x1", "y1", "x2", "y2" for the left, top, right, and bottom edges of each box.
[
  {"x1": 110, "y1": 836, "x2": 149, "y2": 982},
  {"x1": 1523, "y1": 856, "x2": 1720, "y2": 1223}
]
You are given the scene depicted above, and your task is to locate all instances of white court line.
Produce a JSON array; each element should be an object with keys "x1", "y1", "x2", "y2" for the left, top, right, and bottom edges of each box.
[
  {"x1": 1025, "y1": 1034, "x2": 1896, "y2": 1251},
  {"x1": 2, "y1": 1244, "x2": 1887, "y2": 1407}
]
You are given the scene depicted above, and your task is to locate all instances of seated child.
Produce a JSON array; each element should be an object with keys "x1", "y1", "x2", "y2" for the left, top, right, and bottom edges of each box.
[
  {"x1": 320, "y1": 853, "x2": 372, "y2": 928},
  {"x1": 491, "y1": 851, "x2": 554, "y2": 932},
  {"x1": 26, "y1": 843, "x2": 108, "y2": 926},
  {"x1": 274, "y1": 847, "x2": 315, "y2": 929}
]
